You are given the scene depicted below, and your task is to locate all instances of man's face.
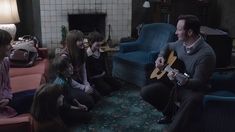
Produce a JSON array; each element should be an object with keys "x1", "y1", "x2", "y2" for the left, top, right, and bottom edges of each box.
[
  {"x1": 0, "y1": 44, "x2": 11, "y2": 61},
  {"x1": 175, "y1": 20, "x2": 188, "y2": 41}
]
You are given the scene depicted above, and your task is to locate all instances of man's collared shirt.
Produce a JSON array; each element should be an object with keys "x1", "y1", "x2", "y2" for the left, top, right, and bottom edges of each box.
[
  {"x1": 183, "y1": 36, "x2": 201, "y2": 54},
  {"x1": 86, "y1": 47, "x2": 100, "y2": 58}
]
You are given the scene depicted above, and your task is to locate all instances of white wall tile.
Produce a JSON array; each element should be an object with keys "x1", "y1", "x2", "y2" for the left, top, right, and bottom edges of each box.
[
  {"x1": 43, "y1": 0, "x2": 50, "y2": 5},
  {"x1": 40, "y1": 0, "x2": 132, "y2": 49}
]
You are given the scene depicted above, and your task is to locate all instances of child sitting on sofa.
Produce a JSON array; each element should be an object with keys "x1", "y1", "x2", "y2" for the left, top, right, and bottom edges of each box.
[
  {"x1": 0, "y1": 29, "x2": 34, "y2": 117},
  {"x1": 86, "y1": 31, "x2": 121, "y2": 96}
]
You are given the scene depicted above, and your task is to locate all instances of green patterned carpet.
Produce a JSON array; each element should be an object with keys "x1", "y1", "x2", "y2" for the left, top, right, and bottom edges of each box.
[{"x1": 71, "y1": 84, "x2": 166, "y2": 132}]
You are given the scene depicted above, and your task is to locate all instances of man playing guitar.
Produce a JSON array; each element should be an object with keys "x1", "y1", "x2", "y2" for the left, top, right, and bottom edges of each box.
[{"x1": 141, "y1": 15, "x2": 216, "y2": 132}]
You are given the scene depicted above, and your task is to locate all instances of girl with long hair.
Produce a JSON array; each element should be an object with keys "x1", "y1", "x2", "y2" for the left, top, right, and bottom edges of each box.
[{"x1": 60, "y1": 30, "x2": 101, "y2": 103}]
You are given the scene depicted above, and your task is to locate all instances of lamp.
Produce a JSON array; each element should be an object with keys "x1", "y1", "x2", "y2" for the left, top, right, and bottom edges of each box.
[
  {"x1": 0, "y1": 0, "x2": 20, "y2": 40},
  {"x1": 143, "y1": 0, "x2": 150, "y2": 8}
]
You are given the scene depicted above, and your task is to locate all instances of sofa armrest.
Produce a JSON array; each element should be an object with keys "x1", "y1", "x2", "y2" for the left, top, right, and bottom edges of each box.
[
  {"x1": 0, "y1": 114, "x2": 32, "y2": 132},
  {"x1": 38, "y1": 48, "x2": 48, "y2": 58},
  {"x1": 119, "y1": 40, "x2": 141, "y2": 53}
]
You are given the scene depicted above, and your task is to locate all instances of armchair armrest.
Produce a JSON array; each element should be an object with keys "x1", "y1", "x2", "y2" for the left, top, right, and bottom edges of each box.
[
  {"x1": 119, "y1": 40, "x2": 141, "y2": 53},
  {"x1": 210, "y1": 67, "x2": 235, "y2": 92},
  {"x1": 214, "y1": 67, "x2": 235, "y2": 72}
]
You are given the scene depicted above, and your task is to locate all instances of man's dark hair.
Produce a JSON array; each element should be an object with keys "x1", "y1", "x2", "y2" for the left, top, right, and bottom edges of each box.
[
  {"x1": 177, "y1": 15, "x2": 201, "y2": 35},
  {"x1": 0, "y1": 29, "x2": 12, "y2": 46}
]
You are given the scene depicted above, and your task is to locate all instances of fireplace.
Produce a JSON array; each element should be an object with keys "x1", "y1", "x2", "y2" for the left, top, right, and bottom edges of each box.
[
  {"x1": 68, "y1": 13, "x2": 106, "y2": 36},
  {"x1": 40, "y1": 0, "x2": 132, "y2": 49}
]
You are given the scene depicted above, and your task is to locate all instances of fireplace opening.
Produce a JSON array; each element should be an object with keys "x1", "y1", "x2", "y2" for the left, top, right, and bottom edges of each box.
[{"x1": 68, "y1": 13, "x2": 106, "y2": 36}]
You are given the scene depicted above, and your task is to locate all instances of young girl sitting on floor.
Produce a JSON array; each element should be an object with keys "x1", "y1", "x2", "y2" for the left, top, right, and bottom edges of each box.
[
  {"x1": 31, "y1": 79, "x2": 93, "y2": 131},
  {"x1": 59, "y1": 30, "x2": 101, "y2": 102},
  {"x1": 31, "y1": 84, "x2": 67, "y2": 132},
  {"x1": 31, "y1": 83, "x2": 91, "y2": 132},
  {"x1": 52, "y1": 56, "x2": 98, "y2": 110}
]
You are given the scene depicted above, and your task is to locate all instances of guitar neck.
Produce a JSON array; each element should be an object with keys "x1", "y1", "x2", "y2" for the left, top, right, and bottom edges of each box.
[
  {"x1": 164, "y1": 65, "x2": 189, "y2": 85},
  {"x1": 164, "y1": 65, "x2": 174, "y2": 73}
]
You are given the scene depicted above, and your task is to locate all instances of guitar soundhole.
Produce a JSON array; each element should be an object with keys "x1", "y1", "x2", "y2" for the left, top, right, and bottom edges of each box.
[{"x1": 156, "y1": 70, "x2": 162, "y2": 75}]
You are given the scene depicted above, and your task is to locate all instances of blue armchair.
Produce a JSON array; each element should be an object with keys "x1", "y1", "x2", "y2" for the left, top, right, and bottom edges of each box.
[
  {"x1": 112, "y1": 23, "x2": 176, "y2": 87},
  {"x1": 203, "y1": 68, "x2": 235, "y2": 132}
]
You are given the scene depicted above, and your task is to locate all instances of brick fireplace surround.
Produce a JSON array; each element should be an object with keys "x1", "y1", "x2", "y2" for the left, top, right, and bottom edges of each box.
[{"x1": 40, "y1": 0, "x2": 132, "y2": 49}]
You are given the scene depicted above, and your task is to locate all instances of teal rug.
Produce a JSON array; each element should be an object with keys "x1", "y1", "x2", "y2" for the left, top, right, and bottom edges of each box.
[{"x1": 71, "y1": 84, "x2": 166, "y2": 132}]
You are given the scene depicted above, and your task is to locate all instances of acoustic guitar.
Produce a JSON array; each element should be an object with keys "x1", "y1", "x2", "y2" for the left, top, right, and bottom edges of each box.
[{"x1": 150, "y1": 51, "x2": 184, "y2": 80}]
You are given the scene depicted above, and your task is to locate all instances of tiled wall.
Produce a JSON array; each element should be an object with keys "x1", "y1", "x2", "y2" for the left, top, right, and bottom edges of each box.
[{"x1": 40, "y1": 0, "x2": 132, "y2": 49}]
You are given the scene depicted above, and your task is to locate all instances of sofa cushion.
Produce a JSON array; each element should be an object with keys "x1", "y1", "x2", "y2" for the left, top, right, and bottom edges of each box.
[
  {"x1": 9, "y1": 59, "x2": 49, "y2": 80},
  {"x1": 10, "y1": 74, "x2": 45, "y2": 93}
]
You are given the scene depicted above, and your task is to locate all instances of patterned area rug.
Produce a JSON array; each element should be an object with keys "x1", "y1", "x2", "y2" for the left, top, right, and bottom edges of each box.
[{"x1": 71, "y1": 84, "x2": 166, "y2": 132}]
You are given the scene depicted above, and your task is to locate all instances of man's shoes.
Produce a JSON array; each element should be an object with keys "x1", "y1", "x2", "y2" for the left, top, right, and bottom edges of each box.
[{"x1": 157, "y1": 115, "x2": 172, "y2": 124}]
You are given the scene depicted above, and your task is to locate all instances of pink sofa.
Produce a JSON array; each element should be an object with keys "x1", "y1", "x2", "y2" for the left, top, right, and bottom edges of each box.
[{"x1": 0, "y1": 48, "x2": 49, "y2": 132}]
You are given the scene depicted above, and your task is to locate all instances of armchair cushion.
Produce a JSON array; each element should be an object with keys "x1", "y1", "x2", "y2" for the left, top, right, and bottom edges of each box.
[
  {"x1": 119, "y1": 41, "x2": 141, "y2": 53},
  {"x1": 115, "y1": 51, "x2": 154, "y2": 70}
]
